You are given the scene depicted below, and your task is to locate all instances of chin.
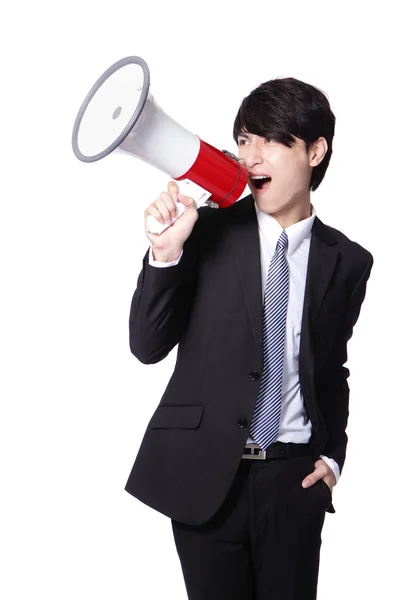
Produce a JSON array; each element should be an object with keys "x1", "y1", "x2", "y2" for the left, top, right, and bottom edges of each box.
[{"x1": 254, "y1": 193, "x2": 280, "y2": 213}]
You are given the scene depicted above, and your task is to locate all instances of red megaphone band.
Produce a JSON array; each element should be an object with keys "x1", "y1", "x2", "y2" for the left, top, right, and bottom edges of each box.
[{"x1": 176, "y1": 139, "x2": 248, "y2": 208}]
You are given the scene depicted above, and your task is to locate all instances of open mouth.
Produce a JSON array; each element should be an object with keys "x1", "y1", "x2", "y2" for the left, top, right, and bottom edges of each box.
[{"x1": 250, "y1": 175, "x2": 272, "y2": 190}]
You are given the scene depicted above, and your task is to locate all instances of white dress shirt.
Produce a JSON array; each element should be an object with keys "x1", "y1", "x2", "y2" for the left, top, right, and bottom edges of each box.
[{"x1": 147, "y1": 201, "x2": 340, "y2": 484}]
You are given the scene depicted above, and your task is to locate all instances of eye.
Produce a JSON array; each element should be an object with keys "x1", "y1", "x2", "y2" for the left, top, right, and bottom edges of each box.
[{"x1": 238, "y1": 139, "x2": 249, "y2": 146}]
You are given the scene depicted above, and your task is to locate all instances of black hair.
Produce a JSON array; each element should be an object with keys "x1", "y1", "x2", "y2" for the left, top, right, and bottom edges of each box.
[{"x1": 233, "y1": 77, "x2": 336, "y2": 191}]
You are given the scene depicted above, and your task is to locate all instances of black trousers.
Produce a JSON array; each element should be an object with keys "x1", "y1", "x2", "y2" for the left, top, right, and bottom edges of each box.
[{"x1": 171, "y1": 449, "x2": 332, "y2": 600}]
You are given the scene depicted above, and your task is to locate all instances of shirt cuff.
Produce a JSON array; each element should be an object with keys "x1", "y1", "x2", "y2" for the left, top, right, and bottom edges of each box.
[
  {"x1": 319, "y1": 455, "x2": 340, "y2": 485},
  {"x1": 148, "y1": 246, "x2": 183, "y2": 267}
]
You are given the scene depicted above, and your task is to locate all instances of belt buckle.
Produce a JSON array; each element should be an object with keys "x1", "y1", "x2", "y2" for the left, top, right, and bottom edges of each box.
[{"x1": 242, "y1": 443, "x2": 267, "y2": 460}]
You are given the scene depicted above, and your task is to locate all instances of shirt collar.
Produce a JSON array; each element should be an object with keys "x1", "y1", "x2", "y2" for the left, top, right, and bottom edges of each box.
[{"x1": 254, "y1": 200, "x2": 316, "y2": 256}]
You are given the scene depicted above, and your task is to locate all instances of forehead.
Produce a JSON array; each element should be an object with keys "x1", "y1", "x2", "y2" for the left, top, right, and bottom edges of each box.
[{"x1": 237, "y1": 131, "x2": 258, "y2": 139}]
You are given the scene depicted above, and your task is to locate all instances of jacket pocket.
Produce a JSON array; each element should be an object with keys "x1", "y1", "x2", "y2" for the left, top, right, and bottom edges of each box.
[
  {"x1": 149, "y1": 404, "x2": 204, "y2": 429},
  {"x1": 319, "y1": 478, "x2": 333, "y2": 505}
]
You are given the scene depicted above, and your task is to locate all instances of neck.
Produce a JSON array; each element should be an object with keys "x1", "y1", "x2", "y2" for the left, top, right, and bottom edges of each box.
[{"x1": 256, "y1": 194, "x2": 312, "y2": 229}]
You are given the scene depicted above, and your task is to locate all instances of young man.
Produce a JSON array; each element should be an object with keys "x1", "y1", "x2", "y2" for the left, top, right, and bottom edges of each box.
[{"x1": 124, "y1": 77, "x2": 374, "y2": 599}]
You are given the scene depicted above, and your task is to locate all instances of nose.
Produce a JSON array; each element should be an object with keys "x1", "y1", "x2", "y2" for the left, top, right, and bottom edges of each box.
[{"x1": 239, "y1": 147, "x2": 263, "y2": 170}]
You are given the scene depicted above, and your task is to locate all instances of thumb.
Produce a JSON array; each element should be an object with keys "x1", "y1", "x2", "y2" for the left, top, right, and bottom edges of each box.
[
  {"x1": 177, "y1": 192, "x2": 195, "y2": 209},
  {"x1": 302, "y1": 469, "x2": 320, "y2": 488}
]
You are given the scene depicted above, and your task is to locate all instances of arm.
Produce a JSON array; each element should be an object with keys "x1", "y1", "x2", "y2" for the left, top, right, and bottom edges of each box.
[
  {"x1": 129, "y1": 226, "x2": 199, "y2": 365},
  {"x1": 316, "y1": 253, "x2": 374, "y2": 473}
]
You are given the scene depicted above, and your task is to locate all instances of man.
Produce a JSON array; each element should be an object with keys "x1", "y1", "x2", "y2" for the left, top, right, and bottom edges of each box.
[{"x1": 124, "y1": 77, "x2": 374, "y2": 599}]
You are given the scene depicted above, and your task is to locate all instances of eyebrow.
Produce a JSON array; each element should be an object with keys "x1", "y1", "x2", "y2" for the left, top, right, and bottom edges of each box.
[{"x1": 237, "y1": 132, "x2": 251, "y2": 138}]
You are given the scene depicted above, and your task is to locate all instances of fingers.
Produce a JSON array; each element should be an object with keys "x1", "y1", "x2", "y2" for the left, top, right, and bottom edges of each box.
[
  {"x1": 145, "y1": 190, "x2": 177, "y2": 225},
  {"x1": 167, "y1": 180, "x2": 179, "y2": 200},
  {"x1": 157, "y1": 192, "x2": 177, "y2": 222},
  {"x1": 144, "y1": 180, "x2": 198, "y2": 226}
]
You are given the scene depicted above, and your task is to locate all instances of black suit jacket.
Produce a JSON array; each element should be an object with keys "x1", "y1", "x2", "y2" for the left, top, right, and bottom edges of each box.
[{"x1": 124, "y1": 195, "x2": 373, "y2": 526}]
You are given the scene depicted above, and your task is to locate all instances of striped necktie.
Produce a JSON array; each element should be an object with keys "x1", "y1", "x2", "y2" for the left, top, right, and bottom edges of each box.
[{"x1": 249, "y1": 229, "x2": 289, "y2": 450}]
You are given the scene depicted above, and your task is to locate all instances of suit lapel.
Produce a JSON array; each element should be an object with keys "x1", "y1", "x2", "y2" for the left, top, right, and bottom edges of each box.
[
  {"x1": 227, "y1": 197, "x2": 264, "y2": 355},
  {"x1": 227, "y1": 196, "x2": 340, "y2": 355},
  {"x1": 302, "y1": 216, "x2": 340, "y2": 333}
]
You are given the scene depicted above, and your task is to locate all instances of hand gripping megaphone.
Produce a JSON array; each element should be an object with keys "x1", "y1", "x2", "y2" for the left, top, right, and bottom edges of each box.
[{"x1": 71, "y1": 56, "x2": 248, "y2": 235}]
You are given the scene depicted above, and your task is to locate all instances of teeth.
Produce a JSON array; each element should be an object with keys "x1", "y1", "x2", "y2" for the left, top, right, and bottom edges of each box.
[{"x1": 251, "y1": 175, "x2": 270, "y2": 179}]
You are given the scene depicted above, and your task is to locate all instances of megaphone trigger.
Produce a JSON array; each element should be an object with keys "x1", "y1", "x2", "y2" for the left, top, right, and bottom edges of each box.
[{"x1": 175, "y1": 179, "x2": 212, "y2": 207}]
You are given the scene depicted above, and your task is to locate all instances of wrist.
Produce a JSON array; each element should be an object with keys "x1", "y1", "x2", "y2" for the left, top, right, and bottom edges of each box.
[{"x1": 151, "y1": 246, "x2": 183, "y2": 263}]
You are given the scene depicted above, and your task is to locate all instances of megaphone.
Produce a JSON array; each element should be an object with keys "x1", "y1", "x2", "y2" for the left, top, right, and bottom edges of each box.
[{"x1": 71, "y1": 56, "x2": 248, "y2": 235}]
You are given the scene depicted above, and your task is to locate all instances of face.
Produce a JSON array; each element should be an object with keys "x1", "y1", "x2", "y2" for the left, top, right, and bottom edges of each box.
[{"x1": 237, "y1": 132, "x2": 327, "y2": 223}]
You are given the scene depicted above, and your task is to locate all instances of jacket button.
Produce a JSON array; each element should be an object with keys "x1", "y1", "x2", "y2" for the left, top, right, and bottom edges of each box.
[
  {"x1": 237, "y1": 417, "x2": 248, "y2": 428},
  {"x1": 249, "y1": 371, "x2": 260, "y2": 380}
]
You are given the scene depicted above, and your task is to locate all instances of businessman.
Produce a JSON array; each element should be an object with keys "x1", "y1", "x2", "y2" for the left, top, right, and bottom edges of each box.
[{"x1": 124, "y1": 77, "x2": 374, "y2": 599}]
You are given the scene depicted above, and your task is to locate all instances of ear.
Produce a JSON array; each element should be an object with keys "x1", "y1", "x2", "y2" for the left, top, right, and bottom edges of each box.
[{"x1": 309, "y1": 137, "x2": 328, "y2": 167}]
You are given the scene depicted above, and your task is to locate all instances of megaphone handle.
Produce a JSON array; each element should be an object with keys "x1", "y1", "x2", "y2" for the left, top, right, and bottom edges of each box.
[{"x1": 145, "y1": 180, "x2": 212, "y2": 236}]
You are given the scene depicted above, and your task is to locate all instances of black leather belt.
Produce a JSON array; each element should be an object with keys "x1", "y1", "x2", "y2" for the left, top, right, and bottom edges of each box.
[{"x1": 242, "y1": 441, "x2": 311, "y2": 460}]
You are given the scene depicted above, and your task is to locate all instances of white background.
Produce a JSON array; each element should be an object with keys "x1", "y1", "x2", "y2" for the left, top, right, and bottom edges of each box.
[{"x1": 1, "y1": 1, "x2": 398, "y2": 598}]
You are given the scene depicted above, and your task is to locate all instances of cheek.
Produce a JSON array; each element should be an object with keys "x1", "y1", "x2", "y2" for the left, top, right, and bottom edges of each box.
[{"x1": 281, "y1": 164, "x2": 308, "y2": 189}]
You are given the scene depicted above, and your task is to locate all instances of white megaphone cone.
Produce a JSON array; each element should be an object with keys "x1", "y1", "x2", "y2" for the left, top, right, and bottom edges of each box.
[{"x1": 72, "y1": 56, "x2": 248, "y2": 235}]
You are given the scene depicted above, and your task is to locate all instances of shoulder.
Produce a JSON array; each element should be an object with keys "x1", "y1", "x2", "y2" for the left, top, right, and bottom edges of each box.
[
  {"x1": 316, "y1": 218, "x2": 373, "y2": 267},
  {"x1": 193, "y1": 194, "x2": 252, "y2": 235},
  {"x1": 316, "y1": 218, "x2": 374, "y2": 291},
  {"x1": 197, "y1": 193, "x2": 254, "y2": 223}
]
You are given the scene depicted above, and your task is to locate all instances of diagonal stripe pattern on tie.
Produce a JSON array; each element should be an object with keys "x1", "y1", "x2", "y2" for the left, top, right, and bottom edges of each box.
[{"x1": 249, "y1": 229, "x2": 289, "y2": 450}]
